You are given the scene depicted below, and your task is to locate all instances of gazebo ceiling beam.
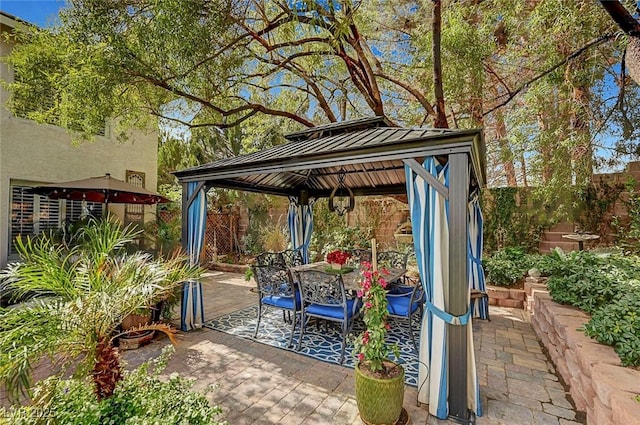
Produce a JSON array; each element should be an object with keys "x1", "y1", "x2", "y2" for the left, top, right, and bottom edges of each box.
[{"x1": 208, "y1": 179, "x2": 407, "y2": 198}]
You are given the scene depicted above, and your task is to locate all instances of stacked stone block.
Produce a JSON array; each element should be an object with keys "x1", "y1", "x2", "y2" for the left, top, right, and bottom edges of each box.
[{"x1": 529, "y1": 287, "x2": 640, "y2": 425}]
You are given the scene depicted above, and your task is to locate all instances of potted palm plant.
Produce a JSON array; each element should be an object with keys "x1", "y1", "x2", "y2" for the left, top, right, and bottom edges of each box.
[
  {"x1": 354, "y1": 262, "x2": 405, "y2": 425},
  {"x1": 0, "y1": 217, "x2": 201, "y2": 402}
]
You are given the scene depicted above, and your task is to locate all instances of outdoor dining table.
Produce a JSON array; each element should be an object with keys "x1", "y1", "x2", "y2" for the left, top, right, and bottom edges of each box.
[{"x1": 289, "y1": 262, "x2": 406, "y2": 292}]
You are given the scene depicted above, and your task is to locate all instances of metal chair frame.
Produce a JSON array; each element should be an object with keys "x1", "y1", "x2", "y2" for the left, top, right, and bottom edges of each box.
[
  {"x1": 280, "y1": 249, "x2": 304, "y2": 267},
  {"x1": 295, "y1": 270, "x2": 360, "y2": 363},
  {"x1": 255, "y1": 251, "x2": 287, "y2": 267},
  {"x1": 377, "y1": 250, "x2": 410, "y2": 269},
  {"x1": 386, "y1": 276, "x2": 425, "y2": 351},
  {"x1": 252, "y1": 265, "x2": 301, "y2": 348}
]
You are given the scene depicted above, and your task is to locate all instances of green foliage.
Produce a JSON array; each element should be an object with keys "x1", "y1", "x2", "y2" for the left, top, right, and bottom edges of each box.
[
  {"x1": 546, "y1": 251, "x2": 640, "y2": 314},
  {"x1": 482, "y1": 188, "x2": 547, "y2": 254},
  {"x1": 2, "y1": 346, "x2": 225, "y2": 425},
  {"x1": 309, "y1": 200, "x2": 370, "y2": 262},
  {"x1": 539, "y1": 250, "x2": 640, "y2": 366},
  {"x1": 583, "y1": 293, "x2": 640, "y2": 367},
  {"x1": 4, "y1": 0, "x2": 637, "y2": 192},
  {"x1": 483, "y1": 247, "x2": 531, "y2": 286},
  {"x1": 0, "y1": 217, "x2": 201, "y2": 401},
  {"x1": 353, "y1": 263, "x2": 399, "y2": 373},
  {"x1": 242, "y1": 195, "x2": 288, "y2": 255},
  {"x1": 613, "y1": 181, "x2": 640, "y2": 255},
  {"x1": 572, "y1": 178, "x2": 625, "y2": 235},
  {"x1": 143, "y1": 210, "x2": 182, "y2": 257}
]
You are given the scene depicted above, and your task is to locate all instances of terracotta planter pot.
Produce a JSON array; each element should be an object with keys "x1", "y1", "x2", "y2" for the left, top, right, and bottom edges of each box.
[
  {"x1": 121, "y1": 311, "x2": 151, "y2": 331},
  {"x1": 355, "y1": 360, "x2": 405, "y2": 425}
]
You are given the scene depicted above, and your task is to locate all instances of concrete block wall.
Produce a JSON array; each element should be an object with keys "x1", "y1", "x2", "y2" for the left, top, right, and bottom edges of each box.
[{"x1": 539, "y1": 160, "x2": 640, "y2": 253}]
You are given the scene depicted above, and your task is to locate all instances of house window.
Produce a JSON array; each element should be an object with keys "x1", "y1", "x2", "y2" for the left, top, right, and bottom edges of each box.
[
  {"x1": 12, "y1": 70, "x2": 106, "y2": 136},
  {"x1": 9, "y1": 185, "x2": 103, "y2": 255},
  {"x1": 125, "y1": 170, "x2": 145, "y2": 226}
]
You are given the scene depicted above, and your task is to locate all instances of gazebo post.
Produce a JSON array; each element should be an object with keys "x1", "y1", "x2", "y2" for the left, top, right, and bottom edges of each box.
[
  {"x1": 181, "y1": 181, "x2": 189, "y2": 250},
  {"x1": 448, "y1": 153, "x2": 470, "y2": 421}
]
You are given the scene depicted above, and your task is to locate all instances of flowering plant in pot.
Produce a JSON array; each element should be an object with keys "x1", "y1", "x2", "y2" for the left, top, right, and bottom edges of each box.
[
  {"x1": 326, "y1": 250, "x2": 352, "y2": 269},
  {"x1": 353, "y1": 262, "x2": 404, "y2": 425}
]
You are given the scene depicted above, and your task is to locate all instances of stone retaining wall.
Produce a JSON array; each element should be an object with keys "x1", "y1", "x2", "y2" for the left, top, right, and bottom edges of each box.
[
  {"x1": 527, "y1": 287, "x2": 640, "y2": 425},
  {"x1": 486, "y1": 285, "x2": 526, "y2": 309}
]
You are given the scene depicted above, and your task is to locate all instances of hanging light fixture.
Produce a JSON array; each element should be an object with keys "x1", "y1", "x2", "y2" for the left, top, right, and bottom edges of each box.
[{"x1": 329, "y1": 168, "x2": 355, "y2": 216}]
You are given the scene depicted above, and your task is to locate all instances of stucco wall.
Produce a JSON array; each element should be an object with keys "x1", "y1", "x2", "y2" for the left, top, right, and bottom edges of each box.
[
  {"x1": 0, "y1": 15, "x2": 159, "y2": 268},
  {"x1": 0, "y1": 115, "x2": 159, "y2": 268}
]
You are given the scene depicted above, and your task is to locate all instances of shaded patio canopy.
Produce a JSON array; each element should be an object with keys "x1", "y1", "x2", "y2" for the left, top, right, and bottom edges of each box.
[
  {"x1": 173, "y1": 116, "x2": 486, "y2": 422},
  {"x1": 173, "y1": 116, "x2": 485, "y2": 198}
]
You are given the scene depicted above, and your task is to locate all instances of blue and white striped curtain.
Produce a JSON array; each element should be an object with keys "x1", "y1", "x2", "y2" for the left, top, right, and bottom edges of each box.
[
  {"x1": 469, "y1": 190, "x2": 489, "y2": 319},
  {"x1": 288, "y1": 196, "x2": 315, "y2": 264},
  {"x1": 405, "y1": 157, "x2": 481, "y2": 419},
  {"x1": 181, "y1": 182, "x2": 206, "y2": 331}
]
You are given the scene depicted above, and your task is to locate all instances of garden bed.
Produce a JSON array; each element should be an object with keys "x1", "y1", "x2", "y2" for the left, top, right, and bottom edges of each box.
[
  {"x1": 207, "y1": 262, "x2": 250, "y2": 274},
  {"x1": 529, "y1": 289, "x2": 640, "y2": 425}
]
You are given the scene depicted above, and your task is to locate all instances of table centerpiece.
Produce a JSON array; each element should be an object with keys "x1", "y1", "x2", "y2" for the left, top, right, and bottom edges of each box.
[{"x1": 326, "y1": 249, "x2": 352, "y2": 271}]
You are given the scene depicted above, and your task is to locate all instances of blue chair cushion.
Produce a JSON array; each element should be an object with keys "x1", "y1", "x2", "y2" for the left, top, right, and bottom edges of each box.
[
  {"x1": 388, "y1": 285, "x2": 414, "y2": 295},
  {"x1": 306, "y1": 299, "x2": 358, "y2": 320},
  {"x1": 387, "y1": 295, "x2": 420, "y2": 316},
  {"x1": 263, "y1": 289, "x2": 301, "y2": 310}
]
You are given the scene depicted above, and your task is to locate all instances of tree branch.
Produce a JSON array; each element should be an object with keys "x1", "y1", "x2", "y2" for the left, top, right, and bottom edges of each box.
[
  {"x1": 599, "y1": 1, "x2": 640, "y2": 36},
  {"x1": 374, "y1": 71, "x2": 436, "y2": 117},
  {"x1": 484, "y1": 33, "x2": 617, "y2": 116}
]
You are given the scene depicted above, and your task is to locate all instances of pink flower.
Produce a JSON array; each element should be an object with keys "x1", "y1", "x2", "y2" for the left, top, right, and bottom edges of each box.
[{"x1": 354, "y1": 261, "x2": 397, "y2": 370}]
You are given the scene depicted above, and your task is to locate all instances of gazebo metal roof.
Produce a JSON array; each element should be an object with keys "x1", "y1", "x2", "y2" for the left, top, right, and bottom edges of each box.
[{"x1": 173, "y1": 117, "x2": 485, "y2": 198}]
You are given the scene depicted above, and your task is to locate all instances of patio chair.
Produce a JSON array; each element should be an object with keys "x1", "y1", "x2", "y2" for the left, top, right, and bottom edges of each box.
[
  {"x1": 377, "y1": 250, "x2": 409, "y2": 269},
  {"x1": 377, "y1": 250, "x2": 410, "y2": 287},
  {"x1": 349, "y1": 249, "x2": 372, "y2": 264},
  {"x1": 252, "y1": 265, "x2": 301, "y2": 348},
  {"x1": 295, "y1": 270, "x2": 361, "y2": 363},
  {"x1": 280, "y1": 249, "x2": 304, "y2": 267},
  {"x1": 256, "y1": 251, "x2": 286, "y2": 268},
  {"x1": 386, "y1": 275, "x2": 425, "y2": 351}
]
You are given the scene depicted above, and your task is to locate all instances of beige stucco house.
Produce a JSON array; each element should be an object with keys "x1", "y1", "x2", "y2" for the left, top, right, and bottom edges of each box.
[{"x1": 0, "y1": 11, "x2": 160, "y2": 268}]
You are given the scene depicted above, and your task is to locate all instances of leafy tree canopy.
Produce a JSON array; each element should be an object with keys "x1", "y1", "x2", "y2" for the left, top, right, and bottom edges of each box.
[{"x1": 3, "y1": 0, "x2": 640, "y2": 198}]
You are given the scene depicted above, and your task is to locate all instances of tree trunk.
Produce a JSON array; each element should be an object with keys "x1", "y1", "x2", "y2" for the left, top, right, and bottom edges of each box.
[
  {"x1": 432, "y1": 0, "x2": 449, "y2": 128},
  {"x1": 92, "y1": 337, "x2": 123, "y2": 401},
  {"x1": 494, "y1": 109, "x2": 518, "y2": 186},
  {"x1": 627, "y1": 37, "x2": 640, "y2": 86},
  {"x1": 570, "y1": 84, "x2": 593, "y2": 185}
]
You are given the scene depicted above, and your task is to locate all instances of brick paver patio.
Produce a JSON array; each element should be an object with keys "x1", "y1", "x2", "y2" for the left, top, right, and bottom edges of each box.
[{"x1": 121, "y1": 272, "x2": 584, "y2": 425}]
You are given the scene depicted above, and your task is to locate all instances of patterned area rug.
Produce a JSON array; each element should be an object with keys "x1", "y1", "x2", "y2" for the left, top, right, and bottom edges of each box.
[{"x1": 205, "y1": 305, "x2": 419, "y2": 386}]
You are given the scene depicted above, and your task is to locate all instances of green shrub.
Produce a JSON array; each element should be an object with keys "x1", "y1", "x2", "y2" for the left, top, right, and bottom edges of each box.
[
  {"x1": 613, "y1": 183, "x2": 640, "y2": 255},
  {"x1": 1, "y1": 346, "x2": 226, "y2": 425},
  {"x1": 546, "y1": 251, "x2": 640, "y2": 314},
  {"x1": 544, "y1": 251, "x2": 640, "y2": 367},
  {"x1": 583, "y1": 293, "x2": 640, "y2": 367},
  {"x1": 483, "y1": 247, "x2": 536, "y2": 286}
]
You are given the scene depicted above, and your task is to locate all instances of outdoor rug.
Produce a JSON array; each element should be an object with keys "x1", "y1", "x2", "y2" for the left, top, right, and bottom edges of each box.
[{"x1": 205, "y1": 305, "x2": 420, "y2": 387}]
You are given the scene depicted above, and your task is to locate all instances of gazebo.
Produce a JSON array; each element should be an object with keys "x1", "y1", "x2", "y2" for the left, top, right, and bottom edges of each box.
[{"x1": 174, "y1": 117, "x2": 487, "y2": 423}]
